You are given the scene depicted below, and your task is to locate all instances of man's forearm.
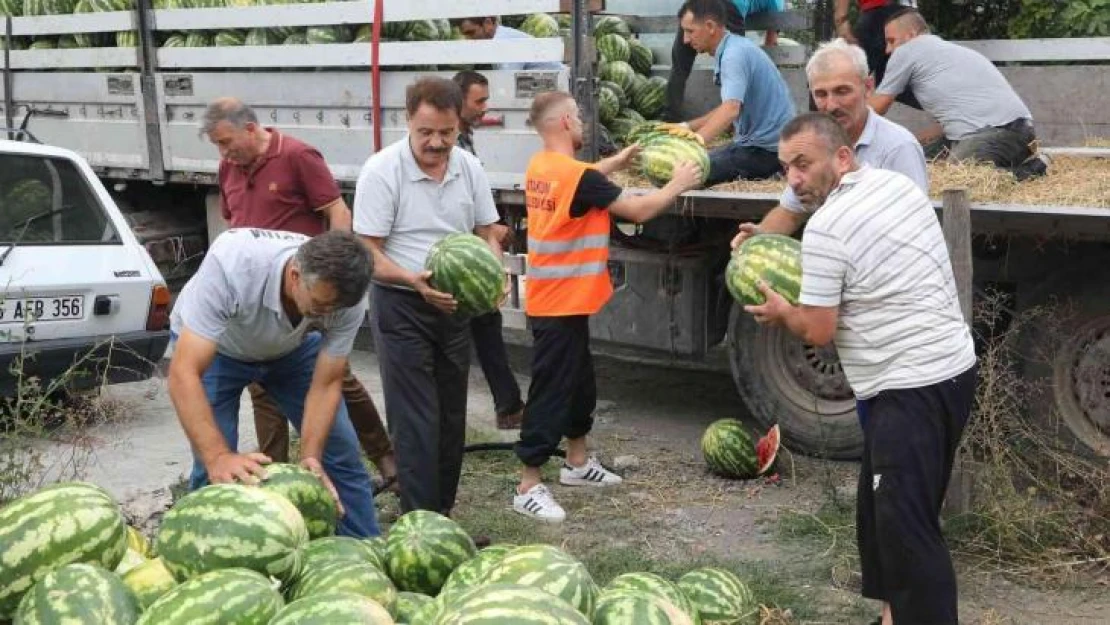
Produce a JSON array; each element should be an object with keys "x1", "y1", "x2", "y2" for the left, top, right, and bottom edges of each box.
[
  {"x1": 361, "y1": 239, "x2": 418, "y2": 287},
  {"x1": 595, "y1": 153, "x2": 628, "y2": 176},
  {"x1": 168, "y1": 372, "x2": 231, "y2": 466},
  {"x1": 696, "y1": 102, "x2": 740, "y2": 143},
  {"x1": 299, "y1": 378, "x2": 343, "y2": 462},
  {"x1": 322, "y1": 199, "x2": 353, "y2": 232},
  {"x1": 759, "y1": 206, "x2": 806, "y2": 236}
]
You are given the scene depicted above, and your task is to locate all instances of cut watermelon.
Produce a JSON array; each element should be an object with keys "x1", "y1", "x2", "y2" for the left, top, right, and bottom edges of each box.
[{"x1": 756, "y1": 424, "x2": 780, "y2": 476}]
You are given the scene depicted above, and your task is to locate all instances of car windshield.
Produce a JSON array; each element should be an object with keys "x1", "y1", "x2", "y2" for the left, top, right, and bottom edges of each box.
[{"x1": 0, "y1": 153, "x2": 120, "y2": 244}]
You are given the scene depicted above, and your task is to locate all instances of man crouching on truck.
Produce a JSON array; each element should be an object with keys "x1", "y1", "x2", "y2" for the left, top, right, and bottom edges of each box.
[
  {"x1": 167, "y1": 228, "x2": 381, "y2": 537},
  {"x1": 511, "y1": 91, "x2": 702, "y2": 522}
]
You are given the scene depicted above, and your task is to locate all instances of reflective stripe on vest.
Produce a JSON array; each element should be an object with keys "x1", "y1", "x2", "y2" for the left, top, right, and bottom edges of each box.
[
  {"x1": 526, "y1": 234, "x2": 609, "y2": 254},
  {"x1": 527, "y1": 261, "x2": 608, "y2": 279}
]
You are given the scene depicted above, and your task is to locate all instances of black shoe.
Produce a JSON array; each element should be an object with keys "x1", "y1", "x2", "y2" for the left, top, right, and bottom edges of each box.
[{"x1": 1013, "y1": 152, "x2": 1051, "y2": 181}]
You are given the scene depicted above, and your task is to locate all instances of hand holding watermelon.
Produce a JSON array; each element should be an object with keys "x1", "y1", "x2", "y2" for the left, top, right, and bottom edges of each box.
[
  {"x1": 207, "y1": 450, "x2": 271, "y2": 486},
  {"x1": 668, "y1": 160, "x2": 704, "y2": 192},
  {"x1": 744, "y1": 280, "x2": 794, "y2": 326},
  {"x1": 300, "y1": 457, "x2": 345, "y2": 517},
  {"x1": 413, "y1": 270, "x2": 458, "y2": 314}
]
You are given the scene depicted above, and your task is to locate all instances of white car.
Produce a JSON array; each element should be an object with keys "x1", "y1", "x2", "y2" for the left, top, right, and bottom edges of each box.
[{"x1": 0, "y1": 138, "x2": 171, "y2": 397}]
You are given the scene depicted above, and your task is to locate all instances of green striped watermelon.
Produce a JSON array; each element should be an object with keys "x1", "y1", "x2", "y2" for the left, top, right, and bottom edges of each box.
[
  {"x1": 606, "y1": 572, "x2": 701, "y2": 624},
  {"x1": 0, "y1": 0, "x2": 22, "y2": 15},
  {"x1": 288, "y1": 558, "x2": 397, "y2": 612},
  {"x1": 676, "y1": 568, "x2": 758, "y2": 624},
  {"x1": 57, "y1": 34, "x2": 79, "y2": 48},
  {"x1": 434, "y1": 583, "x2": 590, "y2": 624},
  {"x1": 214, "y1": 29, "x2": 247, "y2": 46},
  {"x1": 727, "y1": 234, "x2": 801, "y2": 307},
  {"x1": 639, "y1": 132, "x2": 710, "y2": 188},
  {"x1": 519, "y1": 13, "x2": 559, "y2": 38},
  {"x1": 0, "y1": 36, "x2": 27, "y2": 50},
  {"x1": 701, "y1": 419, "x2": 760, "y2": 479},
  {"x1": 0, "y1": 482, "x2": 128, "y2": 619},
  {"x1": 621, "y1": 108, "x2": 646, "y2": 125},
  {"x1": 137, "y1": 568, "x2": 283, "y2": 625},
  {"x1": 437, "y1": 544, "x2": 514, "y2": 603},
  {"x1": 593, "y1": 588, "x2": 694, "y2": 625},
  {"x1": 393, "y1": 590, "x2": 434, "y2": 622},
  {"x1": 259, "y1": 463, "x2": 338, "y2": 539},
  {"x1": 594, "y1": 15, "x2": 632, "y2": 39},
  {"x1": 600, "y1": 80, "x2": 629, "y2": 109},
  {"x1": 28, "y1": 39, "x2": 56, "y2": 49},
  {"x1": 15, "y1": 563, "x2": 139, "y2": 625},
  {"x1": 599, "y1": 60, "x2": 636, "y2": 93},
  {"x1": 121, "y1": 557, "x2": 177, "y2": 611},
  {"x1": 271, "y1": 591, "x2": 394, "y2": 625},
  {"x1": 605, "y1": 117, "x2": 640, "y2": 145},
  {"x1": 161, "y1": 33, "x2": 187, "y2": 47},
  {"x1": 404, "y1": 20, "x2": 440, "y2": 42},
  {"x1": 597, "y1": 32, "x2": 630, "y2": 63},
  {"x1": 183, "y1": 31, "x2": 212, "y2": 47},
  {"x1": 307, "y1": 25, "x2": 353, "y2": 44},
  {"x1": 385, "y1": 510, "x2": 476, "y2": 596},
  {"x1": 629, "y1": 39, "x2": 654, "y2": 75},
  {"x1": 88, "y1": 0, "x2": 131, "y2": 10},
  {"x1": 424, "y1": 233, "x2": 506, "y2": 321},
  {"x1": 302, "y1": 536, "x2": 385, "y2": 572},
  {"x1": 363, "y1": 536, "x2": 388, "y2": 565},
  {"x1": 116, "y1": 31, "x2": 137, "y2": 48},
  {"x1": 632, "y1": 76, "x2": 667, "y2": 120},
  {"x1": 381, "y1": 20, "x2": 412, "y2": 41},
  {"x1": 411, "y1": 594, "x2": 448, "y2": 624},
  {"x1": 283, "y1": 31, "x2": 308, "y2": 46},
  {"x1": 598, "y1": 86, "x2": 620, "y2": 125},
  {"x1": 476, "y1": 544, "x2": 598, "y2": 618},
  {"x1": 629, "y1": 72, "x2": 648, "y2": 95},
  {"x1": 155, "y1": 483, "x2": 308, "y2": 583}
]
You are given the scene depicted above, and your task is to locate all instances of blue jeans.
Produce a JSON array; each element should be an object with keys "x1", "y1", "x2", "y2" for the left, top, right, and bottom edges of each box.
[
  {"x1": 184, "y1": 332, "x2": 380, "y2": 537},
  {"x1": 706, "y1": 143, "x2": 782, "y2": 187}
]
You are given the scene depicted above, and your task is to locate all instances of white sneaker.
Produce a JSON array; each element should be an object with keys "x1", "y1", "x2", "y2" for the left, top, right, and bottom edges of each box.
[
  {"x1": 513, "y1": 484, "x2": 566, "y2": 522},
  {"x1": 560, "y1": 456, "x2": 623, "y2": 487}
]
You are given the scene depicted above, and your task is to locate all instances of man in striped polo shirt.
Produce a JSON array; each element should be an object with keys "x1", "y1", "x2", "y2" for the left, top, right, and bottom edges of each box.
[{"x1": 746, "y1": 113, "x2": 977, "y2": 625}]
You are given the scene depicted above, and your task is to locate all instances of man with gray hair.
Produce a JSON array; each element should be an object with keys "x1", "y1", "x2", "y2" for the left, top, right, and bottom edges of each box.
[
  {"x1": 168, "y1": 228, "x2": 383, "y2": 537},
  {"x1": 732, "y1": 37, "x2": 926, "y2": 248},
  {"x1": 203, "y1": 97, "x2": 400, "y2": 495}
]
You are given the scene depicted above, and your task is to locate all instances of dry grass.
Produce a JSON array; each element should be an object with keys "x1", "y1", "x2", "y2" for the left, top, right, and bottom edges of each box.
[{"x1": 1084, "y1": 136, "x2": 1110, "y2": 148}]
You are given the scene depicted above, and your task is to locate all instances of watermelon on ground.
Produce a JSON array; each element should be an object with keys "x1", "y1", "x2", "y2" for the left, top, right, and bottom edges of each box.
[
  {"x1": 701, "y1": 419, "x2": 782, "y2": 479},
  {"x1": 270, "y1": 591, "x2": 394, "y2": 625},
  {"x1": 121, "y1": 557, "x2": 178, "y2": 611},
  {"x1": 393, "y1": 591, "x2": 434, "y2": 622},
  {"x1": 676, "y1": 568, "x2": 758, "y2": 624},
  {"x1": 519, "y1": 12, "x2": 559, "y2": 38},
  {"x1": 437, "y1": 544, "x2": 515, "y2": 604},
  {"x1": 15, "y1": 563, "x2": 139, "y2": 625},
  {"x1": 476, "y1": 544, "x2": 598, "y2": 618},
  {"x1": 597, "y1": 32, "x2": 630, "y2": 63},
  {"x1": 727, "y1": 234, "x2": 802, "y2": 307},
  {"x1": 434, "y1": 583, "x2": 590, "y2": 625},
  {"x1": 606, "y1": 572, "x2": 702, "y2": 624},
  {"x1": 302, "y1": 536, "x2": 385, "y2": 572},
  {"x1": 289, "y1": 559, "x2": 397, "y2": 612},
  {"x1": 259, "y1": 463, "x2": 339, "y2": 539},
  {"x1": 386, "y1": 510, "x2": 476, "y2": 596},
  {"x1": 137, "y1": 568, "x2": 283, "y2": 625},
  {"x1": 629, "y1": 38, "x2": 655, "y2": 75},
  {"x1": 593, "y1": 15, "x2": 632, "y2": 39},
  {"x1": 593, "y1": 588, "x2": 694, "y2": 625},
  {"x1": 0, "y1": 482, "x2": 128, "y2": 619},
  {"x1": 424, "y1": 234, "x2": 506, "y2": 321}
]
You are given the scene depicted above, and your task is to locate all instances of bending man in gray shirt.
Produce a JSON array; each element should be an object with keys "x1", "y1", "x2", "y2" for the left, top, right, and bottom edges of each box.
[
  {"x1": 168, "y1": 228, "x2": 381, "y2": 537},
  {"x1": 870, "y1": 8, "x2": 1049, "y2": 180}
]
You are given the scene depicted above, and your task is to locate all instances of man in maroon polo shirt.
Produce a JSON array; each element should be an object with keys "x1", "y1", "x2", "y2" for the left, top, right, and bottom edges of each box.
[{"x1": 202, "y1": 97, "x2": 399, "y2": 492}]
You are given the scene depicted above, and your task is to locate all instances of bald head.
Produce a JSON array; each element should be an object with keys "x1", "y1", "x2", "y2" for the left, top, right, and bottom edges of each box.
[
  {"x1": 887, "y1": 8, "x2": 929, "y2": 36},
  {"x1": 202, "y1": 97, "x2": 257, "y2": 135},
  {"x1": 529, "y1": 91, "x2": 577, "y2": 132}
]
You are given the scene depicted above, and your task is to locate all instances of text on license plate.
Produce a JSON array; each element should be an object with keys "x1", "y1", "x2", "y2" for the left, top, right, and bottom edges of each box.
[{"x1": 0, "y1": 296, "x2": 84, "y2": 324}]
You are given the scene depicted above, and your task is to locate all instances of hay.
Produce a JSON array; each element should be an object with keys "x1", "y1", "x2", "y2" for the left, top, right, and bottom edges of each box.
[
  {"x1": 612, "y1": 155, "x2": 1110, "y2": 208},
  {"x1": 1084, "y1": 136, "x2": 1110, "y2": 148}
]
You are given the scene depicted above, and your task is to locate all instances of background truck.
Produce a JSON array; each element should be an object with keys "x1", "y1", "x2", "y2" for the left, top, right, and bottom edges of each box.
[{"x1": 3, "y1": 0, "x2": 1109, "y2": 459}]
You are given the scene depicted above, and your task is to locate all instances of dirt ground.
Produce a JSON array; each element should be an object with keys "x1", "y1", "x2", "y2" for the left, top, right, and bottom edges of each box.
[{"x1": 79, "y1": 341, "x2": 1109, "y2": 624}]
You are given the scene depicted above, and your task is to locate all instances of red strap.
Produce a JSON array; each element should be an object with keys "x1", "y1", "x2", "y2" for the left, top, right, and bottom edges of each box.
[{"x1": 371, "y1": 0, "x2": 384, "y2": 152}]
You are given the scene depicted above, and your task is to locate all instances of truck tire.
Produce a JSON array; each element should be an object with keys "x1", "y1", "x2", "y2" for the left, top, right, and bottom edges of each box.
[{"x1": 727, "y1": 303, "x2": 863, "y2": 459}]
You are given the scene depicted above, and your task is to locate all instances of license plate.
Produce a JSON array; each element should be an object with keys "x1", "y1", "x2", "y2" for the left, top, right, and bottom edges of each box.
[{"x1": 0, "y1": 296, "x2": 84, "y2": 324}]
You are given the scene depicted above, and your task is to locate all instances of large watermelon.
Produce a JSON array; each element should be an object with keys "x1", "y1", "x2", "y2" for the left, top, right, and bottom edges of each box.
[
  {"x1": 593, "y1": 588, "x2": 694, "y2": 625},
  {"x1": 302, "y1": 536, "x2": 385, "y2": 572},
  {"x1": 15, "y1": 563, "x2": 139, "y2": 625},
  {"x1": 639, "y1": 132, "x2": 710, "y2": 188},
  {"x1": 155, "y1": 483, "x2": 308, "y2": 583},
  {"x1": 0, "y1": 482, "x2": 128, "y2": 619},
  {"x1": 270, "y1": 591, "x2": 394, "y2": 625},
  {"x1": 701, "y1": 419, "x2": 780, "y2": 479},
  {"x1": 476, "y1": 544, "x2": 598, "y2": 618},
  {"x1": 598, "y1": 86, "x2": 620, "y2": 125},
  {"x1": 599, "y1": 60, "x2": 636, "y2": 93},
  {"x1": 424, "y1": 233, "x2": 506, "y2": 320},
  {"x1": 434, "y1": 583, "x2": 590, "y2": 625},
  {"x1": 363, "y1": 536, "x2": 388, "y2": 566},
  {"x1": 519, "y1": 13, "x2": 559, "y2": 38},
  {"x1": 137, "y1": 568, "x2": 284, "y2": 625},
  {"x1": 594, "y1": 15, "x2": 632, "y2": 39},
  {"x1": 161, "y1": 33, "x2": 187, "y2": 47},
  {"x1": 381, "y1": 20, "x2": 412, "y2": 41},
  {"x1": 386, "y1": 510, "x2": 476, "y2": 596},
  {"x1": 259, "y1": 463, "x2": 338, "y2": 539},
  {"x1": 599, "y1": 80, "x2": 629, "y2": 109},
  {"x1": 606, "y1": 572, "x2": 701, "y2": 624},
  {"x1": 0, "y1": 0, "x2": 22, "y2": 15},
  {"x1": 727, "y1": 234, "x2": 801, "y2": 307},
  {"x1": 121, "y1": 558, "x2": 178, "y2": 610},
  {"x1": 597, "y1": 32, "x2": 630, "y2": 63},
  {"x1": 393, "y1": 591, "x2": 434, "y2": 622},
  {"x1": 288, "y1": 559, "x2": 397, "y2": 612},
  {"x1": 676, "y1": 568, "x2": 758, "y2": 624},
  {"x1": 629, "y1": 38, "x2": 654, "y2": 75},
  {"x1": 115, "y1": 31, "x2": 137, "y2": 48},
  {"x1": 631, "y1": 76, "x2": 667, "y2": 120},
  {"x1": 437, "y1": 544, "x2": 514, "y2": 604}
]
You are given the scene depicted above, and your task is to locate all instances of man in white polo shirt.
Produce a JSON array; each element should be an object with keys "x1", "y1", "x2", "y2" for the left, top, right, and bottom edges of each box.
[
  {"x1": 746, "y1": 113, "x2": 977, "y2": 625},
  {"x1": 354, "y1": 77, "x2": 503, "y2": 517},
  {"x1": 732, "y1": 37, "x2": 926, "y2": 248},
  {"x1": 167, "y1": 228, "x2": 381, "y2": 537}
]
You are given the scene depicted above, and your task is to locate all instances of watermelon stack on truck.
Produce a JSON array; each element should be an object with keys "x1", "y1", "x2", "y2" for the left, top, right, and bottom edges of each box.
[{"x1": 3, "y1": 0, "x2": 1110, "y2": 460}]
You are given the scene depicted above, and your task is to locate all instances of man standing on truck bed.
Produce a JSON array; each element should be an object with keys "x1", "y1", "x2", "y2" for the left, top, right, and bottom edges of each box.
[
  {"x1": 746, "y1": 113, "x2": 977, "y2": 625},
  {"x1": 731, "y1": 38, "x2": 927, "y2": 248},
  {"x1": 354, "y1": 77, "x2": 504, "y2": 516},
  {"x1": 203, "y1": 97, "x2": 400, "y2": 494},
  {"x1": 453, "y1": 70, "x2": 525, "y2": 430},
  {"x1": 511, "y1": 91, "x2": 703, "y2": 522},
  {"x1": 452, "y1": 16, "x2": 563, "y2": 71},
  {"x1": 676, "y1": 0, "x2": 795, "y2": 187},
  {"x1": 869, "y1": 8, "x2": 1050, "y2": 180},
  {"x1": 168, "y1": 228, "x2": 382, "y2": 537}
]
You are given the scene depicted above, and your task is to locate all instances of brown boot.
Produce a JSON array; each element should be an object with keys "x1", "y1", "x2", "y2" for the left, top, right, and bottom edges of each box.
[{"x1": 496, "y1": 409, "x2": 523, "y2": 430}]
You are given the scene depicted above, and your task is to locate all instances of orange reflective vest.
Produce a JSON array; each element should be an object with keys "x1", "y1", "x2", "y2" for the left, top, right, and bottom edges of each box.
[{"x1": 524, "y1": 151, "x2": 613, "y2": 316}]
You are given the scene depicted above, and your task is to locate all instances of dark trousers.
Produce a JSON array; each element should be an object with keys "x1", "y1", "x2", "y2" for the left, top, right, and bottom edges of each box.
[
  {"x1": 706, "y1": 144, "x2": 782, "y2": 187},
  {"x1": 665, "y1": 1, "x2": 746, "y2": 122},
  {"x1": 515, "y1": 316, "x2": 596, "y2": 467},
  {"x1": 924, "y1": 119, "x2": 1042, "y2": 180},
  {"x1": 469, "y1": 310, "x2": 524, "y2": 418},
  {"x1": 855, "y1": 3, "x2": 921, "y2": 110},
  {"x1": 370, "y1": 285, "x2": 470, "y2": 515},
  {"x1": 856, "y1": 364, "x2": 977, "y2": 625}
]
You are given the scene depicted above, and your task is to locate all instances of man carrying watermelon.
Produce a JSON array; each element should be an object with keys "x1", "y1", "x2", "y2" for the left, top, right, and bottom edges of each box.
[
  {"x1": 745, "y1": 113, "x2": 977, "y2": 625},
  {"x1": 675, "y1": 0, "x2": 795, "y2": 187},
  {"x1": 512, "y1": 91, "x2": 703, "y2": 522},
  {"x1": 167, "y1": 229, "x2": 382, "y2": 538}
]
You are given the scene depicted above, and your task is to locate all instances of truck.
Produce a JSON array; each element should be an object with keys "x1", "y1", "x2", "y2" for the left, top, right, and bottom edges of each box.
[{"x1": 3, "y1": 0, "x2": 1109, "y2": 459}]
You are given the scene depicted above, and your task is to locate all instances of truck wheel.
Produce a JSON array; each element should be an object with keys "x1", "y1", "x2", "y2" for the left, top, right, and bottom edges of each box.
[{"x1": 727, "y1": 304, "x2": 863, "y2": 459}]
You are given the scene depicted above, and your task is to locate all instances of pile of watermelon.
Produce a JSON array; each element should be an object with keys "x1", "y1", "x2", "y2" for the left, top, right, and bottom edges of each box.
[
  {"x1": 701, "y1": 420, "x2": 782, "y2": 480},
  {"x1": 0, "y1": 463, "x2": 769, "y2": 623},
  {"x1": 592, "y1": 15, "x2": 668, "y2": 142}
]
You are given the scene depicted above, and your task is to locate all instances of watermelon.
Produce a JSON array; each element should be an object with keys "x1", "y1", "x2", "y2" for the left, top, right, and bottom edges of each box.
[
  {"x1": 600, "y1": 80, "x2": 629, "y2": 109},
  {"x1": 519, "y1": 13, "x2": 560, "y2": 38},
  {"x1": 404, "y1": 20, "x2": 441, "y2": 42},
  {"x1": 676, "y1": 568, "x2": 757, "y2": 624},
  {"x1": 381, "y1": 21, "x2": 412, "y2": 41},
  {"x1": 137, "y1": 568, "x2": 283, "y2": 625},
  {"x1": 701, "y1": 419, "x2": 783, "y2": 479},
  {"x1": 28, "y1": 39, "x2": 56, "y2": 49},
  {"x1": 597, "y1": 33, "x2": 630, "y2": 63},
  {"x1": 0, "y1": 0, "x2": 22, "y2": 15},
  {"x1": 116, "y1": 31, "x2": 137, "y2": 48},
  {"x1": 599, "y1": 60, "x2": 636, "y2": 93},
  {"x1": 434, "y1": 583, "x2": 590, "y2": 624},
  {"x1": 727, "y1": 234, "x2": 801, "y2": 307},
  {"x1": 115, "y1": 547, "x2": 148, "y2": 576},
  {"x1": 593, "y1": 588, "x2": 694, "y2": 625},
  {"x1": 302, "y1": 536, "x2": 385, "y2": 572},
  {"x1": 632, "y1": 76, "x2": 667, "y2": 120},
  {"x1": 629, "y1": 39, "x2": 654, "y2": 75},
  {"x1": 289, "y1": 558, "x2": 397, "y2": 611},
  {"x1": 0, "y1": 37, "x2": 28, "y2": 50},
  {"x1": 385, "y1": 510, "x2": 476, "y2": 596},
  {"x1": 259, "y1": 463, "x2": 339, "y2": 540},
  {"x1": 411, "y1": 594, "x2": 448, "y2": 624},
  {"x1": 0, "y1": 482, "x2": 128, "y2": 619},
  {"x1": 605, "y1": 117, "x2": 640, "y2": 145},
  {"x1": 161, "y1": 34, "x2": 187, "y2": 47},
  {"x1": 183, "y1": 31, "x2": 212, "y2": 47},
  {"x1": 214, "y1": 30, "x2": 246, "y2": 46},
  {"x1": 15, "y1": 563, "x2": 139, "y2": 625},
  {"x1": 598, "y1": 86, "x2": 620, "y2": 125},
  {"x1": 155, "y1": 483, "x2": 308, "y2": 583},
  {"x1": 437, "y1": 544, "x2": 514, "y2": 603},
  {"x1": 363, "y1": 536, "x2": 388, "y2": 565},
  {"x1": 606, "y1": 572, "x2": 701, "y2": 624},
  {"x1": 393, "y1": 591, "x2": 434, "y2": 622},
  {"x1": 621, "y1": 108, "x2": 646, "y2": 125},
  {"x1": 594, "y1": 15, "x2": 632, "y2": 39},
  {"x1": 307, "y1": 25, "x2": 353, "y2": 44},
  {"x1": 283, "y1": 31, "x2": 308, "y2": 46},
  {"x1": 639, "y1": 132, "x2": 710, "y2": 188},
  {"x1": 121, "y1": 558, "x2": 177, "y2": 610},
  {"x1": 271, "y1": 591, "x2": 394, "y2": 625},
  {"x1": 57, "y1": 34, "x2": 79, "y2": 48},
  {"x1": 88, "y1": 0, "x2": 131, "y2": 10},
  {"x1": 476, "y1": 544, "x2": 598, "y2": 618},
  {"x1": 424, "y1": 233, "x2": 506, "y2": 320}
]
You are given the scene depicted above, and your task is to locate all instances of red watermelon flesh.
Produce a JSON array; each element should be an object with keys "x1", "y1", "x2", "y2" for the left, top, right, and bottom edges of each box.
[{"x1": 756, "y1": 424, "x2": 780, "y2": 475}]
